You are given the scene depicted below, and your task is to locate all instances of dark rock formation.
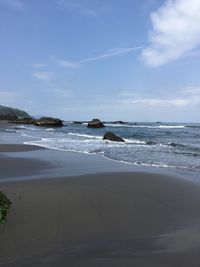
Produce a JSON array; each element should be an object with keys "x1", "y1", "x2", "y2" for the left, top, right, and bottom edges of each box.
[
  {"x1": 73, "y1": 121, "x2": 83, "y2": 124},
  {"x1": 0, "y1": 191, "x2": 11, "y2": 223},
  {"x1": 9, "y1": 118, "x2": 34, "y2": 124},
  {"x1": 0, "y1": 105, "x2": 32, "y2": 121},
  {"x1": 0, "y1": 105, "x2": 64, "y2": 127},
  {"x1": 113, "y1": 121, "x2": 125, "y2": 124},
  {"x1": 33, "y1": 117, "x2": 63, "y2": 127},
  {"x1": 146, "y1": 141, "x2": 156, "y2": 145},
  {"x1": 87, "y1": 119, "x2": 105, "y2": 128},
  {"x1": 103, "y1": 131, "x2": 125, "y2": 142}
]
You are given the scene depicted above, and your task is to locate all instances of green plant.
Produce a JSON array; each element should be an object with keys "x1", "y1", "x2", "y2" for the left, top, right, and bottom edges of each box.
[{"x1": 0, "y1": 191, "x2": 11, "y2": 223}]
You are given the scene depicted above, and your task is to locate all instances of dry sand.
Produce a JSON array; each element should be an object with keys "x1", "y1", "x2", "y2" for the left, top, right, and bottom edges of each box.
[{"x1": 0, "y1": 144, "x2": 200, "y2": 266}]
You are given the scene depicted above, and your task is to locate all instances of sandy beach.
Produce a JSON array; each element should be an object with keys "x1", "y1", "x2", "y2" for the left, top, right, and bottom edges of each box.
[{"x1": 1, "y1": 144, "x2": 200, "y2": 267}]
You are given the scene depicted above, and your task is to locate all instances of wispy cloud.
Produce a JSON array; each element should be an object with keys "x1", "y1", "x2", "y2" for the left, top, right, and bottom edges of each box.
[
  {"x1": 47, "y1": 87, "x2": 72, "y2": 98},
  {"x1": 142, "y1": 0, "x2": 200, "y2": 66},
  {"x1": 56, "y1": 46, "x2": 142, "y2": 69},
  {"x1": 33, "y1": 71, "x2": 54, "y2": 83},
  {"x1": 58, "y1": 0, "x2": 96, "y2": 16},
  {"x1": 81, "y1": 46, "x2": 143, "y2": 63},
  {"x1": 32, "y1": 46, "x2": 142, "y2": 82},
  {"x1": 119, "y1": 85, "x2": 200, "y2": 108},
  {"x1": 0, "y1": 0, "x2": 25, "y2": 11},
  {"x1": 120, "y1": 97, "x2": 190, "y2": 107},
  {"x1": 57, "y1": 60, "x2": 80, "y2": 69},
  {"x1": 32, "y1": 63, "x2": 46, "y2": 69}
]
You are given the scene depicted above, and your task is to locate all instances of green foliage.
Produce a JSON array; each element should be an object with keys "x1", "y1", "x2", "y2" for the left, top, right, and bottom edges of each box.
[{"x1": 0, "y1": 191, "x2": 11, "y2": 223}]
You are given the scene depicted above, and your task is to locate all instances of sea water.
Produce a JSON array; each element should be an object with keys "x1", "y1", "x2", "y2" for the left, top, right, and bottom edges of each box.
[{"x1": 1, "y1": 121, "x2": 200, "y2": 181}]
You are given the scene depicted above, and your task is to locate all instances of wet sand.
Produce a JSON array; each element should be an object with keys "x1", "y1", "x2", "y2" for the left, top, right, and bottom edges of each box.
[
  {"x1": 0, "y1": 144, "x2": 45, "y2": 152},
  {"x1": 0, "y1": 144, "x2": 200, "y2": 266}
]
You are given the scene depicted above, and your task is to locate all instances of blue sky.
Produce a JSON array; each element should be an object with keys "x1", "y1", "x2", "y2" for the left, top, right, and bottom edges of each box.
[{"x1": 1, "y1": 0, "x2": 200, "y2": 122}]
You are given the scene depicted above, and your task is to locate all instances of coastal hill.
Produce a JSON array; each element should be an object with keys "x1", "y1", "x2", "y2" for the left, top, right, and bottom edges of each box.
[
  {"x1": 0, "y1": 104, "x2": 63, "y2": 127},
  {"x1": 0, "y1": 105, "x2": 32, "y2": 121}
]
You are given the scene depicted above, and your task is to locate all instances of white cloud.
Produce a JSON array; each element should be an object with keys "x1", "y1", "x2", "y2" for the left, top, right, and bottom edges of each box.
[
  {"x1": 58, "y1": 60, "x2": 80, "y2": 69},
  {"x1": 47, "y1": 88, "x2": 72, "y2": 98},
  {"x1": 121, "y1": 98, "x2": 189, "y2": 107},
  {"x1": 119, "y1": 85, "x2": 200, "y2": 108},
  {"x1": 56, "y1": 46, "x2": 142, "y2": 69},
  {"x1": 0, "y1": 0, "x2": 25, "y2": 11},
  {"x1": 32, "y1": 63, "x2": 46, "y2": 69},
  {"x1": 58, "y1": 0, "x2": 96, "y2": 16},
  {"x1": 33, "y1": 71, "x2": 54, "y2": 82},
  {"x1": 142, "y1": 0, "x2": 200, "y2": 66},
  {"x1": 81, "y1": 46, "x2": 143, "y2": 63}
]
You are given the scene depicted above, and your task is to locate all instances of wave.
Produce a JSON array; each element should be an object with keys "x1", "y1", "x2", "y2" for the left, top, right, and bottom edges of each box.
[
  {"x1": 12, "y1": 125, "x2": 37, "y2": 131},
  {"x1": 68, "y1": 133, "x2": 149, "y2": 146},
  {"x1": 173, "y1": 151, "x2": 199, "y2": 157},
  {"x1": 133, "y1": 162, "x2": 176, "y2": 169},
  {"x1": 186, "y1": 125, "x2": 200, "y2": 128},
  {"x1": 67, "y1": 133, "x2": 102, "y2": 139},
  {"x1": 168, "y1": 142, "x2": 186, "y2": 148},
  {"x1": 132, "y1": 162, "x2": 197, "y2": 170},
  {"x1": 124, "y1": 139, "x2": 146, "y2": 144},
  {"x1": 168, "y1": 142, "x2": 200, "y2": 151},
  {"x1": 102, "y1": 155, "x2": 190, "y2": 170},
  {"x1": 45, "y1": 128, "x2": 55, "y2": 131},
  {"x1": 5, "y1": 129, "x2": 20, "y2": 133},
  {"x1": 158, "y1": 125, "x2": 185, "y2": 129},
  {"x1": 104, "y1": 124, "x2": 185, "y2": 129}
]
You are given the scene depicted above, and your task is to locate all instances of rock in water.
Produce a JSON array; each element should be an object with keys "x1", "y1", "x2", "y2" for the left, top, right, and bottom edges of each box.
[
  {"x1": 87, "y1": 119, "x2": 105, "y2": 128},
  {"x1": 0, "y1": 191, "x2": 11, "y2": 223},
  {"x1": 103, "y1": 131, "x2": 125, "y2": 142},
  {"x1": 113, "y1": 120, "x2": 125, "y2": 124},
  {"x1": 33, "y1": 117, "x2": 63, "y2": 127}
]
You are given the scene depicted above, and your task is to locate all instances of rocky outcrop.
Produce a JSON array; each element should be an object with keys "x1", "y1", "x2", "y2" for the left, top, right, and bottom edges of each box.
[
  {"x1": 113, "y1": 121, "x2": 125, "y2": 124},
  {"x1": 0, "y1": 191, "x2": 11, "y2": 223},
  {"x1": 0, "y1": 105, "x2": 64, "y2": 127},
  {"x1": 9, "y1": 118, "x2": 34, "y2": 124},
  {"x1": 87, "y1": 119, "x2": 105, "y2": 128},
  {"x1": 72, "y1": 121, "x2": 84, "y2": 124},
  {"x1": 33, "y1": 117, "x2": 63, "y2": 127},
  {"x1": 103, "y1": 131, "x2": 125, "y2": 142},
  {"x1": 0, "y1": 105, "x2": 32, "y2": 121}
]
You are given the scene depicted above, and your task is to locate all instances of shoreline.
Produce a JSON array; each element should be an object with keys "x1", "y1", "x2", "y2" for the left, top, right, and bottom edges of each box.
[
  {"x1": 1, "y1": 143, "x2": 200, "y2": 266},
  {"x1": 0, "y1": 143, "x2": 178, "y2": 183},
  {"x1": 1, "y1": 142, "x2": 188, "y2": 182},
  {"x1": 1, "y1": 121, "x2": 199, "y2": 182}
]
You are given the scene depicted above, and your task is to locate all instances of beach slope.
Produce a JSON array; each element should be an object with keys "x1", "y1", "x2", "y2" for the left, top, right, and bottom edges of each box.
[{"x1": 0, "y1": 144, "x2": 200, "y2": 266}]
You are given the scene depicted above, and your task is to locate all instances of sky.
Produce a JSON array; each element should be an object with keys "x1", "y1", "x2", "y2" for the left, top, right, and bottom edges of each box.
[{"x1": 1, "y1": 0, "x2": 200, "y2": 122}]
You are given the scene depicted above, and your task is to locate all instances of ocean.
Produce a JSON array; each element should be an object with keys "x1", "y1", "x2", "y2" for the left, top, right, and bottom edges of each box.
[{"x1": 1, "y1": 121, "x2": 200, "y2": 181}]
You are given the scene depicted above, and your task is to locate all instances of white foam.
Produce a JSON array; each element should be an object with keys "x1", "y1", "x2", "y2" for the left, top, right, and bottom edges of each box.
[
  {"x1": 158, "y1": 125, "x2": 185, "y2": 129},
  {"x1": 68, "y1": 133, "x2": 102, "y2": 139},
  {"x1": 46, "y1": 128, "x2": 55, "y2": 131},
  {"x1": 124, "y1": 139, "x2": 146, "y2": 144},
  {"x1": 104, "y1": 124, "x2": 185, "y2": 129},
  {"x1": 12, "y1": 125, "x2": 37, "y2": 131}
]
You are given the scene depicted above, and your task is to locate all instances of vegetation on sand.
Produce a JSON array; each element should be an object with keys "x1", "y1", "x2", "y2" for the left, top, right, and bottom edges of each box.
[{"x1": 0, "y1": 191, "x2": 11, "y2": 223}]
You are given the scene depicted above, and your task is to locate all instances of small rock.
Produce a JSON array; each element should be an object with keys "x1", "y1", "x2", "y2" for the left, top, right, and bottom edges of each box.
[
  {"x1": 113, "y1": 121, "x2": 125, "y2": 124},
  {"x1": 103, "y1": 131, "x2": 125, "y2": 142},
  {"x1": 87, "y1": 119, "x2": 105, "y2": 128}
]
